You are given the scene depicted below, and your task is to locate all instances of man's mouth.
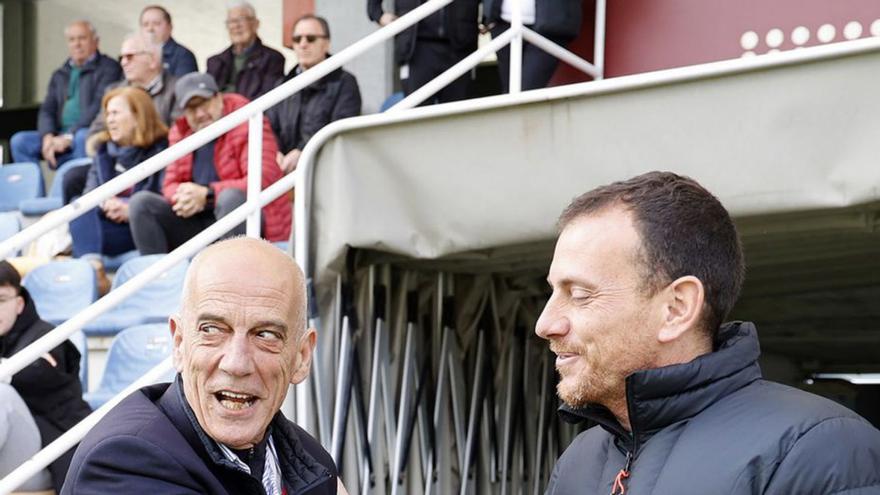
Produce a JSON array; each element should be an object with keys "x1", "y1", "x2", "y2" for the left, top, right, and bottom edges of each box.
[{"x1": 214, "y1": 390, "x2": 257, "y2": 411}]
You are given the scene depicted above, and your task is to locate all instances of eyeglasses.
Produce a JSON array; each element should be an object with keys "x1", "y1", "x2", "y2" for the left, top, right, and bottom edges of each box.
[
  {"x1": 292, "y1": 34, "x2": 327, "y2": 44},
  {"x1": 119, "y1": 51, "x2": 150, "y2": 61},
  {"x1": 225, "y1": 16, "x2": 255, "y2": 27},
  {"x1": 0, "y1": 294, "x2": 20, "y2": 304}
]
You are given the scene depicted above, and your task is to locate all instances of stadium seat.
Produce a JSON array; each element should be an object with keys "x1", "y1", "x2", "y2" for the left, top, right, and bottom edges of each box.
[
  {"x1": 101, "y1": 249, "x2": 140, "y2": 272},
  {"x1": 380, "y1": 91, "x2": 405, "y2": 112},
  {"x1": 68, "y1": 329, "x2": 89, "y2": 391},
  {"x1": 0, "y1": 162, "x2": 44, "y2": 212},
  {"x1": 83, "y1": 323, "x2": 173, "y2": 410},
  {"x1": 82, "y1": 254, "x2": 188, "y2": 337},
  {"x1": 22, "y1": 259, "x2": 99, "y2": 326},
  {"x1": 19, "y1": 157, "x2": 92, "y2": 216},
  {"x1": 0, "y1": 212, "x2": 20, "y2": 244}
]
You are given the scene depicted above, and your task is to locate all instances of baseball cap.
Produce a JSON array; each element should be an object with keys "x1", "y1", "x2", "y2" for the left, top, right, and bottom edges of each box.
[{"x1": 175, "y1": 72, "x2": 219, "y2": 110}]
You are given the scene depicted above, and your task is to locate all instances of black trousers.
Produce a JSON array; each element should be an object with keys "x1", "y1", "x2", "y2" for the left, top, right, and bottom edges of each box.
[
  {"x1": 491, "y1": 22, "x2": 570, "y2": 92},
  {"x1": 62, "y1": 164, "x2": 90, "y2": 205},
  {"x1": 402, "y1": 38, "x2": 473, "y2": 105},
  {"x1": 128, "y1": 188, "x2": 247, "y2": 255}
]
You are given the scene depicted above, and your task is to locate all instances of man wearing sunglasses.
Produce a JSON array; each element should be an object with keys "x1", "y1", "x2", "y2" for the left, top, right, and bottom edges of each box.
[{"x1": 267, "y1": 15, "x2": 361, "y2": 175}]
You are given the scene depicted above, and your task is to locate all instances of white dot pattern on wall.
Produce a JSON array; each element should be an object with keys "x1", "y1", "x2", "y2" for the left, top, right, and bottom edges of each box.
[
  {"x1": 843, "y1": 21, "x2": 863, "y2": 40},
  {"x1": 871, "y1": 19, "x2": 880, "y2": 37},
  {"x1": 817, "y1": 24, "x2": 836, "y2": 43},
  {"x1": 791, "y1": 26, "x2": 810, "y2": 45},
  {"x1": 741, "y1": 51, "x2": 756, "y2": 58},
  {"x1": 765, "y1": 28, "x2": 784, "y2": 48},
  {"x1": 740, "y1": 31, "x2": 759, "y2": 50}
]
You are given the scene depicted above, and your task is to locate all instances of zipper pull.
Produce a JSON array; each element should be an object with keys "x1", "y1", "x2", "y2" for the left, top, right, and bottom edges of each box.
[{"x1": 610, "y1": 451, "x2": 633, "y2": 495}]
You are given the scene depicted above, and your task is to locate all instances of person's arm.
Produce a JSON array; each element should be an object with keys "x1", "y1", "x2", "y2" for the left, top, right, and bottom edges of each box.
[
  {"x1": 330, "y1": 74, "x2": 362, "y2": 121},
  {"x1": 213, "y1": 116, "x2": 280, "y2": 194},
  {"x1": 37, "y1": 72, "x2": 62, "y2": 138},
  {"x1": 62, "y1": 435, "x2": 204, "y2": 495},
  {"x1": 261, "y1": 51, "x2": 286, "y2": 98},
  {"x1": 763, "y1": 416, "x2": 880, "y2": 494},
  {"x1": 178, "y1": 47, "x2": 199, "y2": 75}
]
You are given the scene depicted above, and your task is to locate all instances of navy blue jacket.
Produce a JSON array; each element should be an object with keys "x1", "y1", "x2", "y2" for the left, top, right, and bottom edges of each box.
[
  {"x1": 546, "y1": 322, "x2": 880, "y2": 494},
  {"x1": 62, "y1": 379, "x2": 338, "y2": 495},
  {"x1": 84, "y1": 139, "x2": 167, "y2": 196},
  {"x1": 37, "y1": 52, "x2": 123, "y2": 137},
  {"x1": 162, "y1": 37, "x2": 198, "y2": 77},
  {"x1": 483, "y1": 0, "x2": 582, "y2": 39}
]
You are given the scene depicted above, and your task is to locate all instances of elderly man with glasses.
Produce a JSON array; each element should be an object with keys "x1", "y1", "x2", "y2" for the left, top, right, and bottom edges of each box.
[
  {"x1": 207, "y1": 0, "x2": 285, "y2": 100},
  {"x1": 267, "y1": 14, "x2": 361, "y2": 175}
]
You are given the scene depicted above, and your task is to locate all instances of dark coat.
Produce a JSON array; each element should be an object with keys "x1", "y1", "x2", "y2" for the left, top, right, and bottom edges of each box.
[
  {"x1": 37, "y1": 52, "x2": 123, "y2": 137},
  {"x1": 546, "y1": 322, "x2": 880, "y2": 494},
  {"x1": 483, "y1": 0, "x2": 582, "y2": 39},
  {"x1": 162, "y1": 37, "x2": 199, "y2": 77},
  {"x1": 207, "y1": 37, "x2": 285, "y2": 101},
  {"x1": 368, "y1": 0, "x2": 480, "y2": 63},
  {"x1": 267, "y1": 65, "x2": 361, "y2": 154},
  {"x1": 63, "y1": 379, "x2": 338, "y2": 494},
  {"x1": 0, "y1": 289, "x2": 91, "y2": 490},
  {"x1": 83, "y1": 138, "x2": 168, "y2": 196}
]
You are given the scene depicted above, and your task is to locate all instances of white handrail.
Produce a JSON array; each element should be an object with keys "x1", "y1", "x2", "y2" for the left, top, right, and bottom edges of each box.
[
  {"x1": 0, "y1": 357, "x2": 173, "y2": 495},
  {"x1": 0, "y1": 0, "x2": 454, "y2": 261}
]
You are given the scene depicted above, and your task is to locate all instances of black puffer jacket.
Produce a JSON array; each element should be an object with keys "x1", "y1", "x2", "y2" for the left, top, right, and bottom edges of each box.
[
  {"x1": 267, "y1": 65, "x2": 361, "y2": 154},
  {"x1": 547, "y1": 322, "x2": 880, "y2": 494},
  {"x1": 0, "y1": 289, "x2": 91, "y2": 490}
]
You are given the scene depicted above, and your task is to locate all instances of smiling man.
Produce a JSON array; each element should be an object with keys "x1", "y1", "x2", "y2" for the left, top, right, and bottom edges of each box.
[
  {"x1": 63, "y1": 237, "x2": 345, "y2": 494},
  {"x1": 538, "y1": 172, "x2": 880, "y2": 494}
]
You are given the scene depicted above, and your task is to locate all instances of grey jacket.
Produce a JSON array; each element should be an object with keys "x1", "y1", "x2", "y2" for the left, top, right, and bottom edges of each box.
[
  {"x1": 547, "y1": 322, "x2": 880, "y2": 494},
  {"x1": 87, "y1": 71, "x2": 178, "y2": 137}
]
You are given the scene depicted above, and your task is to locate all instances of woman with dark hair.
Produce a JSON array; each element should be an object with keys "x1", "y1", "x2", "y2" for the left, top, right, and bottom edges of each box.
[{"x1": 70, "y1": 86, "x2": 168, "y2": 258}]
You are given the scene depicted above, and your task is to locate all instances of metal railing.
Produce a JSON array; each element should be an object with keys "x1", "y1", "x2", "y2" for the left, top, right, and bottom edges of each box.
[{"x1": 0, "y1": 0, "x2": 603, "y2": 491}]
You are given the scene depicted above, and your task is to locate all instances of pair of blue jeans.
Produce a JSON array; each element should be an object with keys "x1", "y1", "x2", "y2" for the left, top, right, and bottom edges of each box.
[
  {"x1": 69, "y1": 207, "x2": 136, "y2": 258},
  {"x1": 10, "y1": 128, "x2": 88, "y2": 168}
]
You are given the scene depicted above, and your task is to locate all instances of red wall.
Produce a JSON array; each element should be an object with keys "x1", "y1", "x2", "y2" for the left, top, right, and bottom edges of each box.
[{"x1": 282, "y1": 0, "x2": 316, "y2": 49}]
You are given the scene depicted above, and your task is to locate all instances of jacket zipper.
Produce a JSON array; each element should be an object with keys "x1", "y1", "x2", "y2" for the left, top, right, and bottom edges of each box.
[{"x1": 610, "y1": 450, "x2": 633, "y2": 495}]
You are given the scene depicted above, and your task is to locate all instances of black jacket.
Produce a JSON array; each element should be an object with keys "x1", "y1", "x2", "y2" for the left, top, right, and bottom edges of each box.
[
  {"x1": 368, "y1": 0, "x2": 479, "y2": 63},
  {"x1": 207, "y1": 37, "x2": 285, "y2": 101},
  {"x1": 546, "y1": 322, "x2": 880, "y2": 494},
  {"x1": 37, "y1": 52, "x2": 123, "y2": 137},
  {"x1": 0, "y1": 289, "x2": 91, "y2": 490},
  {"x1": 63, "y1": 378, "x2": 338, "y2": 494},
  {"x1": 162, "y1": 37, "x2": 199, "y2": 77},
  {"x1": 483, "y1": 0, "x2": 582, "y2": 39},
  {"x1": 267, "y1": 65, "x2": 361, "y2": 154}
]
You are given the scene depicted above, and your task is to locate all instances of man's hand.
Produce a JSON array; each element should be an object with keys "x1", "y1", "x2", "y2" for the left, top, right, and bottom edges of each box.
[
  {"x1": 101, "y1": 196, "x2": 130, "y2": 223},
  {"x1": 279, "y1": 149, "x2": 302, "y2": 175},
  {"x1": 379, "y1": 12, "x2": 398, "y2": 26},
  {"x1": 41, "y1": 134, "x2": 73, "y2": 168},
  {"x1": 171, "y1": 182, "x2": 210, "y2": 218}
]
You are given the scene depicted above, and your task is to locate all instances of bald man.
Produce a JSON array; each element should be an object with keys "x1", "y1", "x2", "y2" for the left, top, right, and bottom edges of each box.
[
  {"x1": 63, "y1": 238, "x2": 346, "y2": 495},
  {"x1": 11, "y1": 20, "x2": 122, "y2": 171}
]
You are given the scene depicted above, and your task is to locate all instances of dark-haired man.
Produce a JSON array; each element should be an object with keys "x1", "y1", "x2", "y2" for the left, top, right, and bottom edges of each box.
[
  {"x1": 139, "y1": 5, "x2": 198, "y2": 77},
  {"x1": 0, "y1": 261, "x2": 90, "y2": 491},
  {"x1": 268, "y1": 15, "x2": 361, "y2": 175},
  {"x1": 538, "y1": 171, "x2": 880, "y2": 494}
]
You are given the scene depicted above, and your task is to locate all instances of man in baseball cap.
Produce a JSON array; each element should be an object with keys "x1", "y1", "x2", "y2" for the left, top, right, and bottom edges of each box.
[{"x1": 128, "y1": 72, "x2": 291, "y2": 254}]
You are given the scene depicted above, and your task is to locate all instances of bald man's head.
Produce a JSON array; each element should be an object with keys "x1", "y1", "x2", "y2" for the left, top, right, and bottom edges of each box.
[{"x1": 65, "y1": 20, "x2": 99, "y2": 66}]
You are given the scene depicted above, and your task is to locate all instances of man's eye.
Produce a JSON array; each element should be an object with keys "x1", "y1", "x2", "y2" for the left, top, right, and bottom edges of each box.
[
  {"x1": 257, "y1": 330, "x2": 282, "y2": 341},
  {"x1": 200, "y1": 324, "x2": 222, "y2": 334},
  {"x1": 571, "y1": 289, "x2": 592, "y2": 301}
]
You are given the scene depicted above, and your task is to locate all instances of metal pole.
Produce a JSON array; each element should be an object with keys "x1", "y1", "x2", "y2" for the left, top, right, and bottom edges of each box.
[
  {"x1": 246, "y1": 112, "x2": 264, "y2": 237},
  {"x1": 509, "y1": 0, "x2": 523, "y2": 93},
  {"x1": 330, "y1": 316, "x2": 353, "y2": 464},
  {"x1": 521, "y1": 28, "x2": 600, "y2": 79},
  {"x1": 391, "y1": 324, "x2": 415, "y2": 495},
  {"x1": 594, "y1": 0, "x2": 607, "y2": 80}
]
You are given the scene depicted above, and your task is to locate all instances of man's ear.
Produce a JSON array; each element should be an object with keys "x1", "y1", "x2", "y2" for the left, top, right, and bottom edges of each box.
[
  {"x1": 657, "y1": 275, "x2": 705, "y2": 343},
  {"x1": 169, "y1": 315, "x2": 184, "y2": 373},
  {"x1": 290, "y1": 328, "x2": 317, "y2": 385}
]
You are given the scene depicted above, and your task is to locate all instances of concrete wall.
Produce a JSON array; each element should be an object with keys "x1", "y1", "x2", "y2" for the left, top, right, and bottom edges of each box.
[{"x1": 17, "y1": 0, "x2": 395, "y2": 113}]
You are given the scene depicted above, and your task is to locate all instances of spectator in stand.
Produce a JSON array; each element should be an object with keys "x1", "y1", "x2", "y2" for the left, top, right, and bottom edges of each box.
[
  {"x1": 69, "y1": 87, "x2": 168, "y2": 260},
  {"x1": 0, "y1": 384, "x2": 53, "y2": 492},
  {"x1": 63, "y1": 32, "x2": 178, "y2": 205},
  {"x1": 0, "y1": 261, "x2": 91, "y2": 492},
  {"x1": 207, "y1": 1, "x2": 285, "y2": 101},
  {"x1": 268, "y1": 15, "x2": 361, "y2": 175},
  {"x1": 139, "y1": 5, "x2": 198, "y2": 77},
  {"x1": 483, "y1": 0, "x2": 582, "y2": 91},
  {"x1": 368, "y1": 0, "x2": 479, "y2": 104},
  {"x1": 10, "y1": 20, "x2": 122, "y2": 171},
  {"x1": 128, "y1": 73, "x2": 290, "y2": 254}
]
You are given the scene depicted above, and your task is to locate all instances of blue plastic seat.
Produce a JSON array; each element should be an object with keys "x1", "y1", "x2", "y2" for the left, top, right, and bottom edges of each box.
[
  {"x1": 19, "y1": 157, "x2": 92, "y2": 216},
  {"x1": 83, "y1": 324, "x2": 174, "y2": 409},
  {"x1": 380, "y1": 91, "x2": 405, "y2": 112},
  {"x1": 0, "y1": 162, "x2": 44, "y2": 212},
  {"x1": 101, "y1": 249, "x2": 141, "y2": 272},
  {"x1": 23, "y1": 259, "x2": 99, "y2": 325},
  {"x1": 0, "y1": 212, "x2": 20, "y2": 245},
  {"x1": 83, "y1": 254, "x2": 188, "y2": 337},
  {"x1": 69, "y1": 329, "x2": 89, "y2": 391}
]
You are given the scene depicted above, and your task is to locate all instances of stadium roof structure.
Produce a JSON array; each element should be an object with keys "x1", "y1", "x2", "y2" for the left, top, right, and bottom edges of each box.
[{"x1": 300, "y1": 35, "x2": 880, "y2": 370}]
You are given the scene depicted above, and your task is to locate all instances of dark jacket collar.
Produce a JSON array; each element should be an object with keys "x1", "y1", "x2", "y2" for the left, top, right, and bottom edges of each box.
[
  {"x1": 65, "y1": 51, "x2": 102, "y2": 72},
  {"x1": 559, "y1": 321, "x2": 763, "y2": 449},
  {"x1": 0, "y1": 288, "x2": 41, "y2": 356},
  {"x1": 156, "y1": 376, "x2": 333, "y2": 492},
  {"x1": 281, "y1": 57, "x2": 342, "y2": 91}
]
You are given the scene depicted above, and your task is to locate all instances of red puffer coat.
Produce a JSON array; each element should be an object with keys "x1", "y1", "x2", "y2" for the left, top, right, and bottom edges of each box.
[{"x1": 163, "y1": 93, "x2": 291, "y2": 241}]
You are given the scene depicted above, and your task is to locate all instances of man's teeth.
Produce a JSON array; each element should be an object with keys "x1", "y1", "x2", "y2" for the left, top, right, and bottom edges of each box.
[{"x1": 216, "y1": 391, "x2": 256, "y2": 410}]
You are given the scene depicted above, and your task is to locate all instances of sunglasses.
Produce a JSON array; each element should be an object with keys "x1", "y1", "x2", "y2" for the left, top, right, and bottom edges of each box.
[{"x1": 292, "y1": 34, "x2": 327, "y2": 44}]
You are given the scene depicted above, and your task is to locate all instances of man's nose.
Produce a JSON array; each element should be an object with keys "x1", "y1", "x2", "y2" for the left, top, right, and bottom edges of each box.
[
  {"x1": 535, "y1": 299, "x2": 569, "y2": 340},
  {"x1": 218, "y1": 334, "x2": 255, "y2": 377}
]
